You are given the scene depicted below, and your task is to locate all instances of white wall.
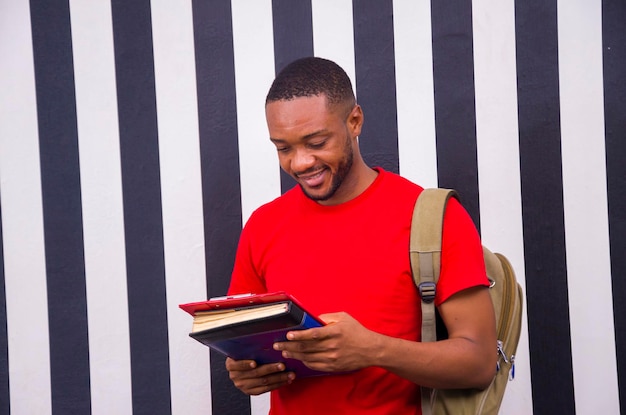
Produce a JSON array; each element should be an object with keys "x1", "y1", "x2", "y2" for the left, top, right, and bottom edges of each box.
[{"x1": 0, "y1": 0, "x2": 623, "y2": 414}]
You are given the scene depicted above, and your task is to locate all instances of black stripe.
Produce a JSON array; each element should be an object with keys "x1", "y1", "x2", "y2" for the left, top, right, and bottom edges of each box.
[
  {"x1": 514, "y1": 2, "x2": 575, "y2": 413},
  {"x1": 603, "y1": 0, "x2": 626, "y2": 412},
  {"x1": 0, "y1": 196, "x2": 9, "y2": 414},
  {"x1": 29, "y1": 0, "x2": 92, "y2": 413},
  {"x1": 110, "y1": 1, "x2": 171, "y2": 413},
  {"x1": 353, "y1": 0, "x2": 399, "y2": 175},
  {"x1": 272, "y1": 0, "x2": 314, "y2": 194},
  {"x1": 192, "y1": 1, "x2": 249, "y2": 414},
  {"x1": 430, "y1": 0, "x2": 481, "y2": 229}
]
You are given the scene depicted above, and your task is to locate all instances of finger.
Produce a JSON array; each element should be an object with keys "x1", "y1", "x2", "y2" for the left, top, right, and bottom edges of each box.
[
  {"x1": 275, "y1": 334, "x2": 334, "y2": 353},
  {"x1": 317, "y1": 312, "x2": 344, "y2": 324},
  {"x1": 274, "y1": 343, "x2": 335, "y2": 364},
  {"x1": 284, "y1": 326, "x2": 326, "y2": 341},
  {"x1": 233, "y1": 370, "x2": 296, "y2": 396},
  {"x1": 225, "y1": 357, "x2": 257, "y2": 371},
  {"x1": 274, "y1": 340, "x2": 309, "y2": 354},
  {"x1": 277, "y1": 347, "x2": 334, "y2": 364},
  {"x1": 229, "y1": 362, "x2": 287, "y2": 381}
]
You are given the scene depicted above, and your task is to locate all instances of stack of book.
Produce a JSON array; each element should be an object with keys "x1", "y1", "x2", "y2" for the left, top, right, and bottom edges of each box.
[{"x1": 180, "y1": 292, "x2": 328, "y2": 377}]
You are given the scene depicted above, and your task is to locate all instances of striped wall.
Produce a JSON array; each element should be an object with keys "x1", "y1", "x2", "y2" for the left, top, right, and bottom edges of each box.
[{"x1": 0, "y1": 0, "x2": 624, "y2": 414}]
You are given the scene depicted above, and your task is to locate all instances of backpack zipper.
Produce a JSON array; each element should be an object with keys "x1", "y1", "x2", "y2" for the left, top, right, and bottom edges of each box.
[{"x1": 495, "y1": 253, "x2": 514, "y2": 341}]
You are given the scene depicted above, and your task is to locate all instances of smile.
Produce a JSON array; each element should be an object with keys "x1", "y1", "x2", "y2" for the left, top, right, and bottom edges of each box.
[{"x1": 296, "y1": 168, "x2": 327, "y2": 188}]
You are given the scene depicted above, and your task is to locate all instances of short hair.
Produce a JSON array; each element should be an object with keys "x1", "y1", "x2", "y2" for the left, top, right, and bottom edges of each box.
[{"x1": 266, "y1": 57, "x2": 355, "y2": 107}]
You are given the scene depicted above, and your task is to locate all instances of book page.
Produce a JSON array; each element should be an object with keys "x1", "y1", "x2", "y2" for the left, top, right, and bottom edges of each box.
[{"x1": 192, "y1": 302, "x2": 289, "y2": 332}]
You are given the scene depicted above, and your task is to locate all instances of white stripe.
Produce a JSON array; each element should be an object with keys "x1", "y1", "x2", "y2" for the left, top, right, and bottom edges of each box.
[
  {"x1": 311, "y1": 0, "x2": 357, "y2": 92},
  {"x1": 150, "y1": 1, "x2": 213, "y2": 414},
  {"x1": 393, "y1": 0, "x2": 438, "y2": 188},
  {"x1": 1, "y1": 2, "x2": 623, "y2": 414},
  {"x1": 232, "y1": 0, "x2": 280, "y2": 225},
  {"x1": 558, "y1": 1, "x2": 619, "y2": 413},
  {"x1": 472, "y1": 0, "x2": 534, "y2": 412},
  {"x1": 0, "y1": 1, "x2": 52, "y2": 413},
  {"x1": 232, "y1": 2, "x2": 277, "y2": 412},
  {"x1": 69, "y1": 1, "x2": 133, "y2": 414}
]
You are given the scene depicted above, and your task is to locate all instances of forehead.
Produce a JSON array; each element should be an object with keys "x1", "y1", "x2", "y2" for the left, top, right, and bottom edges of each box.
[{"x1": 266, "y1": 95, "x2": 329, "y2": 123}]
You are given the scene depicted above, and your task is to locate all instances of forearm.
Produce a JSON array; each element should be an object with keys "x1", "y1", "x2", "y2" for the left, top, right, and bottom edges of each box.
[
  {"x1": 372, "y1": 286, "x2": 498, "y2": 389},
  {"x1": 370, "y1": 332, "x2": 495, "y2": 390},
  {"x1": 276, "y1": 288, "x2": 496, "y2": 389}
]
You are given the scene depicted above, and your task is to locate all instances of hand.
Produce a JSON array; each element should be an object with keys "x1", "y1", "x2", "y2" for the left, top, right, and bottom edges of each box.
[
  {"x1": 273, "y1": 312, "x2": 379, "y2": 373},
  {"x1": 225, "y1": 357, "x2": 295, "y2": 395}
]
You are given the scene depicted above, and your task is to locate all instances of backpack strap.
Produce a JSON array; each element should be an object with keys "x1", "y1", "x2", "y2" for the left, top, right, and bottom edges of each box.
[{"x1": 410, "y1": 188, "x2": 458, "y2": 415}]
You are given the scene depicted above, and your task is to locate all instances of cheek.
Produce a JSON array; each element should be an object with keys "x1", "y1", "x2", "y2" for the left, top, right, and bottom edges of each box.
[{"x1": 324, "y1": 145, "x2": 349, "y2": 168}]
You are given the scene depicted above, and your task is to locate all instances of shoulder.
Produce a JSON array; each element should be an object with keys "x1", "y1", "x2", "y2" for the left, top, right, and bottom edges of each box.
[
  {"x1": 347, "y1": 169, "x2": 424, "y2": 229},
  {"x1": 373, "y1": 168, "x2": 424, "y2": 202},
  {"x1": 242, "y1": 186, "x2": 302, "y2": 234},
  {"x1": 378, "y1": 168, "x2": 422, "y2": 189},
  {"x1": 437, "y1": 194, "x2": 489, "y2": 303}
]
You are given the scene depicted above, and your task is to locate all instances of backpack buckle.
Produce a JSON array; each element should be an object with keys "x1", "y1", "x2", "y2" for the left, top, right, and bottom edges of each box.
[{"x1": 418, "y1": 281, "x2": 436, "y2": 304}]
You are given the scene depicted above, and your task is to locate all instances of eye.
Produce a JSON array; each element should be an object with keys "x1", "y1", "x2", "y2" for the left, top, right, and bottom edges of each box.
[
  {"x1": 276, "y1": 146, "x2": 291, "y2": 153},
  {"x1": 308, "y1": 140, "x2": 326, "y2": 149}
]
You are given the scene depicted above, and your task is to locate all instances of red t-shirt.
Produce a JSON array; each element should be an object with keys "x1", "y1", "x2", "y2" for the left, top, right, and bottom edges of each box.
[{"x1": 229, "y1": 168, "x2": 488, "y2": 415}]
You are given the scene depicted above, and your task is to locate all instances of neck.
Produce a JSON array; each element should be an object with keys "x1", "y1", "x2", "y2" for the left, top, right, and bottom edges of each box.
[{"x1": 318, "y1": 160, "x2": 378, "y2": 206}]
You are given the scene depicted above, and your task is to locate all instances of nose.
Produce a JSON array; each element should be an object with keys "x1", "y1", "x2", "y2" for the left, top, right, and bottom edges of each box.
[{"x1": 291, "y1": 147, "x2": 315, "y2": 173}]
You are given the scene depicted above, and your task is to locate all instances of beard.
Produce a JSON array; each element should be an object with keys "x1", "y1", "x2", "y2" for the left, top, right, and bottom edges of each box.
[{"x1": 299, "y1": 136, "x2": 354, "y2": 202}]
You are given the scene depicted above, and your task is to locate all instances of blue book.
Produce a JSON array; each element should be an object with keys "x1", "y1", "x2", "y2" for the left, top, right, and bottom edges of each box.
[{"x1": 180, "y1": 292, "x2": 330, "y2": 378}]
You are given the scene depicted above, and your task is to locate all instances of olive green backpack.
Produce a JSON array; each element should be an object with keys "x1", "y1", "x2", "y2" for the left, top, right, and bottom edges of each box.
[{"x1": 410, "y1": 188, "x2": 523, "y2": 415}]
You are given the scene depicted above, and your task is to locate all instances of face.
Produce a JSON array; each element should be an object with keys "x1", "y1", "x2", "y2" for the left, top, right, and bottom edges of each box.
[{"x1": 266, "y1": 95, "x2": 362, "y2": 205}]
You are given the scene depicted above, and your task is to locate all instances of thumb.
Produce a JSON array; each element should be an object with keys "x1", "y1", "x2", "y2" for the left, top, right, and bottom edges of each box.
[{"x1": 318, "y1": 311, "x2": 347, "y2": 324}]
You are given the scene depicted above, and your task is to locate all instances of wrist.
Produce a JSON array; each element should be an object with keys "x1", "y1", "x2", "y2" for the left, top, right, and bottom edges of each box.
[{"x1": 366, "y1": 331, "x2": 390, "y2": 367}]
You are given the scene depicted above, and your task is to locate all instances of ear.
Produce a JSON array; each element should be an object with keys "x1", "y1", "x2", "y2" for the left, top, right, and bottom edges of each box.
[{"x1": 347, "y1": 104, "x2": 364, "y2": 138}]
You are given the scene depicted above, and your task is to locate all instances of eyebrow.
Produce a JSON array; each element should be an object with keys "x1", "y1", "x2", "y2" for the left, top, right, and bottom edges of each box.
[{"x1": 269, "y1": 129, "x2": 329, "y2": 144}]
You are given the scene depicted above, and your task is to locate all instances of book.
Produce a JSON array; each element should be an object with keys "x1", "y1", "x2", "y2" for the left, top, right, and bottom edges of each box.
[{"x1": 179, "y1": 292, "x2": 331, "y2": 378}]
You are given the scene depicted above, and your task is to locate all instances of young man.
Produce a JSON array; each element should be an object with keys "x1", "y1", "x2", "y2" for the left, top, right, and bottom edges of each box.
[{"x1": 226, "y1": 57, "x2": 496, "y2": 414}]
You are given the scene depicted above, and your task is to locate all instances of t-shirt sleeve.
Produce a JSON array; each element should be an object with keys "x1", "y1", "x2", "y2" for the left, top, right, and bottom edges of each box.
[
  {"x1": 227, "y1": 215, "x2": 268, "y2": 296},
  {"x1": 435, "y1": 197, "x2": 490, "y2": 305}
]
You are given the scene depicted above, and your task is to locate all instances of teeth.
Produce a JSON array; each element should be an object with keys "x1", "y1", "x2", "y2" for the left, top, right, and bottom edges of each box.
[
  {"x1": 298, "y1": 170, "x2": 323, "y2": 180},
  {"x1": 297, "y1": 169, "x2": 325, "y2": 187}
]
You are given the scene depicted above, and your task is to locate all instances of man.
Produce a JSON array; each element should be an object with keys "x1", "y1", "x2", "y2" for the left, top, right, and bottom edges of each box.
[{"x1": 226, "y1": 57, "x2": 496, "y2": 414}]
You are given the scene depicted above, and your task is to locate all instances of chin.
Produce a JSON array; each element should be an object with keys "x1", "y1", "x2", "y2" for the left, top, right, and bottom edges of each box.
[{"x1": 300, "y1": 185, "x2": 333, "y2": 202}]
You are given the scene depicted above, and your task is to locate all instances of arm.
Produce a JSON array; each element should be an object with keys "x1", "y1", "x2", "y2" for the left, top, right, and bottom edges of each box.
[
  {"x1": 274, "y1": 285, "x2": 496, "y2": 389},
  {"x1": 376, "y1": 285, "x2": 496, "y2": 389}
]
